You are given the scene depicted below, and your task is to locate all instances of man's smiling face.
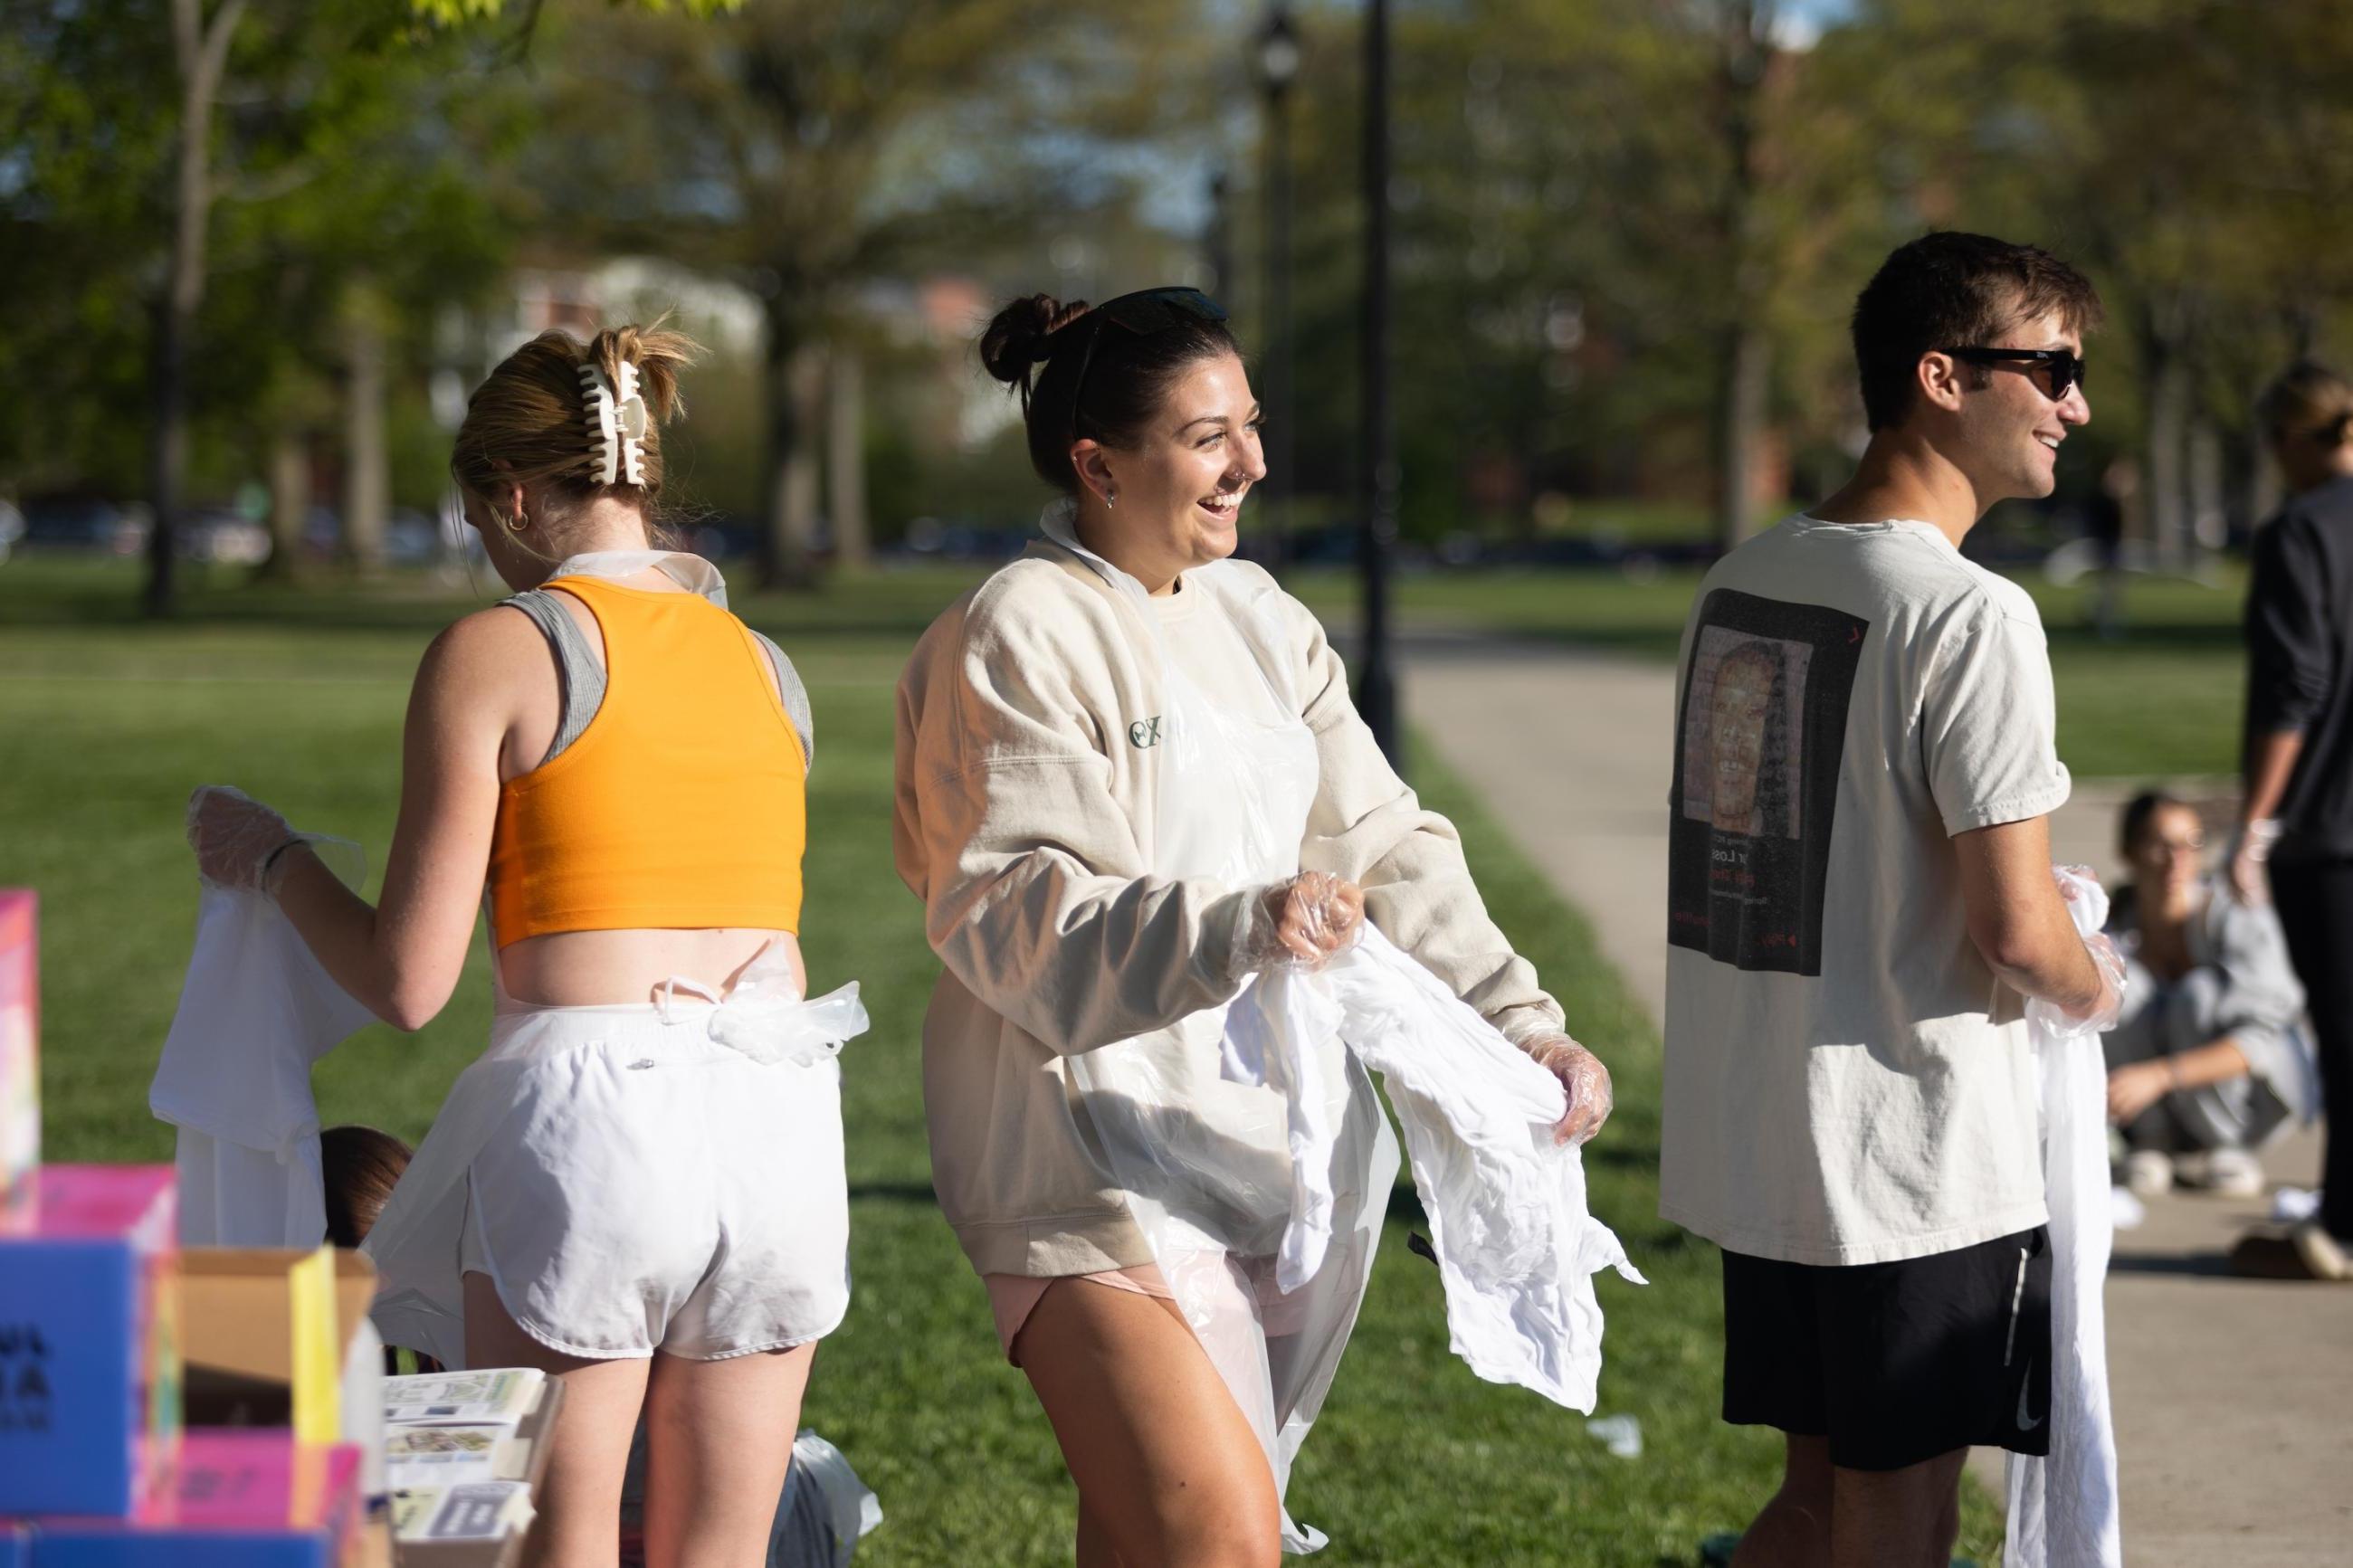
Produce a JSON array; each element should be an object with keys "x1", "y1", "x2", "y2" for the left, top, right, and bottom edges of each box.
[{"x1": 1951, "y1": 309, "x2": 2091, "y2": 505}]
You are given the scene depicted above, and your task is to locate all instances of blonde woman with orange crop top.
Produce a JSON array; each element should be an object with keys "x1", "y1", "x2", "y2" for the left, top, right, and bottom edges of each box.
[{"x1": 186, "y1": 324, "x2": 866, "y2": 1568}]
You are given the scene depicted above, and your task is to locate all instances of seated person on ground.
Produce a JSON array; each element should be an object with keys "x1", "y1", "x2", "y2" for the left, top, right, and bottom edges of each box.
[{"x1": 2103, "y1": 792, "x2": 2313, "y2": 1198}]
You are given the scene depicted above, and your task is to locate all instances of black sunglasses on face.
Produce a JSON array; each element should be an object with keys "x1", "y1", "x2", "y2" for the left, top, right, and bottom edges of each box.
[
  {"x1": 1060, "y1": 287, "x2": 1228, "y2": 443},
  {"x1": 1941, "y1": 346, "x2": 2087, "y2": 402}
]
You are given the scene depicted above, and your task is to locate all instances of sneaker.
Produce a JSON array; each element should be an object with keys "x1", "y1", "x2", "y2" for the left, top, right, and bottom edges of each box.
[
  {"x1": 2296, "y1": 1222, "x2": 2352, "y2": 1279},
  {"x1": 2123, "y1": 1149, "x2": 2174, "y2": 1200},
  {"x1": 2195, "y1": 1148, "x2": 2266, "y2": 1200}
]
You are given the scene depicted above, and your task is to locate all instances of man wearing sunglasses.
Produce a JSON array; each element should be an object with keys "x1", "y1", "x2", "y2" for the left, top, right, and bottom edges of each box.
[{"x1": 1661, "y1": 232, "x2": 2124, "y2": 1568}]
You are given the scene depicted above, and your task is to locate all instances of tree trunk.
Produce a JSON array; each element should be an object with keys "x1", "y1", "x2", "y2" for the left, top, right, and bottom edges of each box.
[
  {"x1": 1710, "y1": 0, "x2": 1774, "y2": 556},
  {"x1": 1716, "y1": 323, "x2": 1770, "y2": 552},
  {"x1": 2248, "y1": 423, "x2": 2282, "y2": 531},
  {"x1": 342, "y1": 297, "x2": 389, "y2": 575},
  {"x1": 2141, "y1": 328, "x2": 2189, "y2": 571},
  {"x1": 143, "y1": 0, "x2": 248, "y2": 618},
  {"x1": 2186, "y1": 413, "x2": 2225, "y2": 559},
  {"x1": 261, "y1": 428, "x2": 310, "y2": 582},
  {"x1": 826, "y1": 346, "x2": 870, "y2": 571},
  {"x1": 758, "y1": 299, "x2": 821, "y2": 590}
]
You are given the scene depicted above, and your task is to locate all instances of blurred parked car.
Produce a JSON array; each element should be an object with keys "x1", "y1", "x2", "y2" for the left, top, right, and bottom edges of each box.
[
  {"x1": 21, "y1": 496, "x2": 150, "y2": 555},
  {"x1": 175, "y1": 507, "x2": 272, "y2": 565},
  {"x1": 385, "y1": 508, "x2": 440, "y2": 565}
]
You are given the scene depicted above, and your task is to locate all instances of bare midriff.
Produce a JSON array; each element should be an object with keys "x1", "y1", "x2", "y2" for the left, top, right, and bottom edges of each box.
[{"x1": 494, "y1": 926, "x2": 806, "y2": 1007}]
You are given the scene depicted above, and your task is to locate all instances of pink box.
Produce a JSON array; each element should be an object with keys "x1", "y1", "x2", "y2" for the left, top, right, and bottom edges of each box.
[
  {"x1": 0, "y1": 891, "x2": 36, "y2": 1211},
  {"x1": 0, "y1": 1166, "x2": 179, "y2": 1518},
  {"x1": 26, "y1": 1434, "x2": 363, "y2": 1566}
]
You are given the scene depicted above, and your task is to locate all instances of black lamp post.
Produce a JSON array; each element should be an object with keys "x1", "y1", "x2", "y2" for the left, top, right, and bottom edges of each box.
[
  {"x1": 1358, "y1": 0, "x2": 1401, "y2": 766},
  {"x1": 1257, "y1": 5, "x2": 1299, "y2": 577}
]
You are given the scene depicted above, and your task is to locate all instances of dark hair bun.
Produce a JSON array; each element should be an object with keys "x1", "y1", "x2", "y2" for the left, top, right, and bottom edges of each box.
[{"x1": 980, "y1": 293, "x2": 1090, "y2": 386}]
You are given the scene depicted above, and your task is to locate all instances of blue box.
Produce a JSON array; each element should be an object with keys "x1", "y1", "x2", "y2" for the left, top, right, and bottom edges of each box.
[{"x1": 0, "y1": 1167, "x2": 178, "y2": 1517}]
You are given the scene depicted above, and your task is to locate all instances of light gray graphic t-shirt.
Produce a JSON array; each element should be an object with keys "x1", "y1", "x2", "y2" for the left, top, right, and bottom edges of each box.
[{"x1": 1659, "y1": 514, "x2": 2071, "y2": 1266}]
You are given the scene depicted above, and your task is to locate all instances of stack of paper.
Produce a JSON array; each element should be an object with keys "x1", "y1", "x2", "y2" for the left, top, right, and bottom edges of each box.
[{"x1": 382, "y1": 1368, "x2": 547, "y2": 1548}]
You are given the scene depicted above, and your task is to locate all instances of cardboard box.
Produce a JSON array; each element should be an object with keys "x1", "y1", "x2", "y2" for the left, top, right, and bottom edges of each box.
[
  {"x1": 0, "y1": 1166, "x2": 178, "y2": 1518},
  {"x1": 0, "y1": 891, "x2": 37, "y2": 1211},
  {"x1": 179, "y1": 1249, "x2": 367, "y2": 1444},
  {"x1": 29, "y1": 1431, "x2": 362, "y2": 1566}
]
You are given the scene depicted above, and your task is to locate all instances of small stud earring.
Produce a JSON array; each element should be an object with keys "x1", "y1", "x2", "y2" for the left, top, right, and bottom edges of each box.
[{"x1": 1105, "y1": 489, "x2": 1117, "y2": 510}]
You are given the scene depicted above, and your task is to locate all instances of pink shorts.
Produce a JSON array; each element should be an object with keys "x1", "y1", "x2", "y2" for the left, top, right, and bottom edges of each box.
[{"x1": 984, "y1": 1266, "x2": 1175, "y2": 1365}]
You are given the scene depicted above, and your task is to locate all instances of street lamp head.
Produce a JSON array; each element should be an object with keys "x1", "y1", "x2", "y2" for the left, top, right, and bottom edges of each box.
[{"x1": 1258, "y1": 9, "x2": 1300, "y2": 92}]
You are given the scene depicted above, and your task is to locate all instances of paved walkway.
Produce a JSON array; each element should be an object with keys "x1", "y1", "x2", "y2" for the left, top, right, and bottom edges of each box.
[{"x1": 1400, "y1": 633, "x2": 2351, "y2": 1566}]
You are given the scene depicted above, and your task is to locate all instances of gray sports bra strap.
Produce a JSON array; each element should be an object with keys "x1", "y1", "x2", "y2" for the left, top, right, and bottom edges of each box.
[
  {"x1": 505, "y1": 588, "x2": 605, "y2": 766},
  {"x1": 751, "y1": 629, "x2": 815, "y2": 771}
]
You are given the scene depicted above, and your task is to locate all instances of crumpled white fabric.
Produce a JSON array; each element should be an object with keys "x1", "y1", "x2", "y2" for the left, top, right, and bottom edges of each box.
[
  {"x1": 150, "y1": 836, "x2": 378, "y2": 1246},
  {"x1": 657, "y1": 943, "x2": 869, "y2": 1068},
  {"x1": 1230, "y1": 925, "x2": 1643, "y2": 1413},
  {"x1": 551, "y1": 547, "x2": 730, "y2": 607},
  {"x1": 2006, "y1": 866, "x2": 2123, "y2": 1568}
]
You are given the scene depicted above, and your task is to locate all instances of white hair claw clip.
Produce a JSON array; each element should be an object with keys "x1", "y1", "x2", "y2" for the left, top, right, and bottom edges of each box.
[{"x1": 580, "y1": 361, "x2": 649, "y2": 487}]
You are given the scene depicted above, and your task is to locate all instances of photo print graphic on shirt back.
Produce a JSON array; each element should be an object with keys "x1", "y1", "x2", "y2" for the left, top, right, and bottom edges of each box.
[{"x1": 1667, "y1": 589, "x2": 1869, "y2": 975}]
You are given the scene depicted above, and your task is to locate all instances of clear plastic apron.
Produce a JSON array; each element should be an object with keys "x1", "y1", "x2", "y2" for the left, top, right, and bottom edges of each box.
[{"x1": 1043, "y1": 505, "x2": 1398, "y2": 1554}]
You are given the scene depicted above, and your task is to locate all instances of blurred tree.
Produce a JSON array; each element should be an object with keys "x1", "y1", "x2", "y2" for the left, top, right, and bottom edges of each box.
[
  {"x1": 523, "y1": 0, "x2": 1208, "y2": 586},
  {"x1": 0, "y1": 0, "x2": 717, "y2": 615},
  {"x1": 1832, "y1": 0, "x2": 2353, "y2": 561}
]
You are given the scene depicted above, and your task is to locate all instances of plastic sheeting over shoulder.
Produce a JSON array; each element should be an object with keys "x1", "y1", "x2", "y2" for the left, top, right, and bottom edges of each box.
[
  {"x1": 1039, "y1": 508, "x2": 1639, "y2": 1552},
  {"x1": 2006, "y1": 867, "x2": 2123, "y2": 1568},
  {"x1": 1232, "y1": 926, "x2": 1643, "y2": 1414},
  {"x1": 150, "y1": 834, "x2": 378, "y2": 1246}
]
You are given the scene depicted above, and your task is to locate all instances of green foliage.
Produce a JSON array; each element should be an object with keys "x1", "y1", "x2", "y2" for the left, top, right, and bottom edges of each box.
[
  {"x1": 1262, "y1": 0, "x2": 2353, "y2": 543},
  {"x1": 0, "y1": 1, "x2": 517, "y2": 500},
  {"x1": 405, "y1": 0, "x2": 740, "y2": 26}
]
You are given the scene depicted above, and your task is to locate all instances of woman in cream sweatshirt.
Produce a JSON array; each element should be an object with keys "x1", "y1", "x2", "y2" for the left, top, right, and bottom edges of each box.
[{"x1": 894, "y1": 286, "x2": 1613, "y2": 1566}]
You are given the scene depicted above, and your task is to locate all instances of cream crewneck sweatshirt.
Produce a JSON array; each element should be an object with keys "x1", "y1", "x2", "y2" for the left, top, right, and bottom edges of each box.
[{"x1": 893, "y1": 533, "x2": 1565, "y2": 1277}]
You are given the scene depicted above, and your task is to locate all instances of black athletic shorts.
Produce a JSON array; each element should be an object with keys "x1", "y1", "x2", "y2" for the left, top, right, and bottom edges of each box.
[{"x1": 1720, "y1": 1225, "x2": 2053, "y2": 1472}]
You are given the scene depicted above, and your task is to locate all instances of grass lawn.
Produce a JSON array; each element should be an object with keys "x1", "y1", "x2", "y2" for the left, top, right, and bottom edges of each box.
[
  {"x1": 0, "y1": 555, "x2": 2005, "y2": 1563},
  {"x1": 1291, "y1": 561, "x2": 2252, "y2": 782}
]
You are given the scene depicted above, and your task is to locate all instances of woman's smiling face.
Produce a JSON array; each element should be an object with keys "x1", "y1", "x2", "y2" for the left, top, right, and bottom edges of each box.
[{"x1": 1072, "y1": 351, "x2": 1266, "y2": 592}]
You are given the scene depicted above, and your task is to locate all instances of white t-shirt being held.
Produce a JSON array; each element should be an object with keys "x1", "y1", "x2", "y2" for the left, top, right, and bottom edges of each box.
[{"x1": 1659, "y1": 514, "x2": 2072, "y2": 1266}]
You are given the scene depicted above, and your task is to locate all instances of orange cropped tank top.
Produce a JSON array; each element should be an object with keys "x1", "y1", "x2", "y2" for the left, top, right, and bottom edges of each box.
[{"x1": 488, "y1": 575, "x2": 807, "y2": 948}]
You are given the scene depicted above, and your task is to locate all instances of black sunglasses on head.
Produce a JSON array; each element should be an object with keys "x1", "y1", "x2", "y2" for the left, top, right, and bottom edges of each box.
[
  {"x1": 1057, "y1": 287, "x2": 1228, "y2": 442},
  {"x1": 1941, "y1": 346, "x2": 2086, "y2": 402}
]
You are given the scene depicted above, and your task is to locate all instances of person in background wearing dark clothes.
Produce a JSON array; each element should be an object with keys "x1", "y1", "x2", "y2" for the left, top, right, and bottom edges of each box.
[{"x1": 2229, "y1": 360, "x2": 2353, "y2": 1282}]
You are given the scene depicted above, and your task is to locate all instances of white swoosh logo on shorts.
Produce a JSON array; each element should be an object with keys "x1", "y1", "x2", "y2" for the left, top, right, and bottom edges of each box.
[{"x1": 2016, "y1": 1361, "x2": 2043, "y2": 1431}]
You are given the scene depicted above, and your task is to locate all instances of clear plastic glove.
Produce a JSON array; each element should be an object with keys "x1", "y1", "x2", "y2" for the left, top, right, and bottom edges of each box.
[
  {"x1": 2228, "y1": 818, "x2": 2282, "y2": 907},
  {"x1": 186, "y1": 785, "x2": 305, "y2": 894},
  {"x1": 1229, "y1": 871, "x2": 1366, "y2": 978},
  {"x1": 2027, "y1": 928, "x2": 2127, "y2": 1040},
  {"x1": 1524, "y1": 1031, "x2": 1614, "y2": 1146}
]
